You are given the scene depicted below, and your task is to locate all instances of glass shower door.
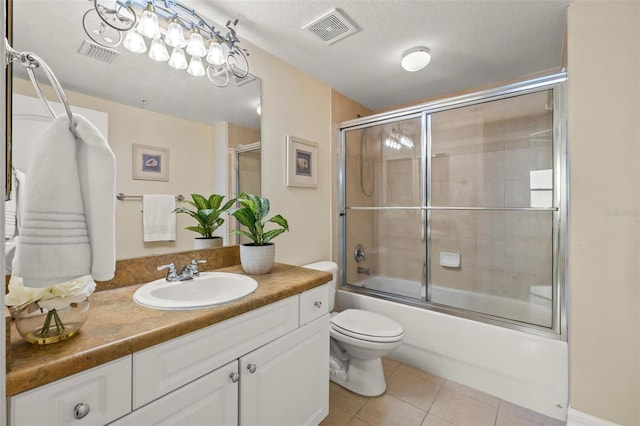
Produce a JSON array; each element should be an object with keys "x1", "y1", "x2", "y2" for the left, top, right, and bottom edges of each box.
[
  {"x1": 342, "y1": 116, "x2": 424, "y2": 299},
  {"x1": 428, "y1": 90, "x2": 556, "y2": 327}
]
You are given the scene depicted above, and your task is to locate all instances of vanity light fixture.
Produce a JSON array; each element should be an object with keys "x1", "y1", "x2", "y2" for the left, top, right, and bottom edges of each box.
[
  {"x1": 401, "y1": 46, "x2": 431, "y2": 72},
  {"x1": 83, "y1": 0, "x2": 250, "y2": 87}
]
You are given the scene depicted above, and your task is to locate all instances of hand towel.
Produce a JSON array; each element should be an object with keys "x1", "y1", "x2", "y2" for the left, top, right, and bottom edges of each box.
[
  {"x1": 143, "y1": 194, "x2": 176, "y2": 242},
  {"x1": 4, "y1": 168, "x2": 25, "y2": 240},
  {"x1": 12, "y1": 114, "x2": 116, "y2": 287},
  {"x1": 5, "y1": 191, "x2": 16, "y2": 240}
]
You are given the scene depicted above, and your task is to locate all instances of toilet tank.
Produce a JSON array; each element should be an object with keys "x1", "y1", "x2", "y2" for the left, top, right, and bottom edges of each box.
[{"x1": 302, "y1": 261, "x2": 338, "y2": 312}]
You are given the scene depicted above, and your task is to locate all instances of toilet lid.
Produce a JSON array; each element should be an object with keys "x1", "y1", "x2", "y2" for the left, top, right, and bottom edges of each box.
[{"x1": 331, "y1": 309, "x2": 404, "y2": 342}]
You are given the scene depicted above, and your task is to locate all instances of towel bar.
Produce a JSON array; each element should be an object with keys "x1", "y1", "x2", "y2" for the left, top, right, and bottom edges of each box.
[{"x1": 116, "y1": 193, "x2": 185, "y2": 201}]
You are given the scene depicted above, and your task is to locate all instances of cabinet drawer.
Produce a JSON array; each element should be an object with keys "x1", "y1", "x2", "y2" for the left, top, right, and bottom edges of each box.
[
  {"x1": 133, "y1": 296, "x2": 298, "y2": 408},
  {"x1": 9, "y1": 356, "x2": 132, "y2": 426},
  {"x1": 299, "y1": 284, "x2": 329, "y2": 326}
]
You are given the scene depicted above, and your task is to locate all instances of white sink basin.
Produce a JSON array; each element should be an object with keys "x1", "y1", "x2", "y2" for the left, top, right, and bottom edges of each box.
[{"x1": 133, "y1": 272, "x2": 258, "y2": 310}]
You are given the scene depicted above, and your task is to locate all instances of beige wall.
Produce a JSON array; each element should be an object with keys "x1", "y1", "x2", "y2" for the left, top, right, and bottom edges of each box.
[
  {"x1": 567, "y1": 1, "x2": 640, "y2": 424},
  {"x1": 248, "y1": 45, "x2": 334, "y2": 266}
]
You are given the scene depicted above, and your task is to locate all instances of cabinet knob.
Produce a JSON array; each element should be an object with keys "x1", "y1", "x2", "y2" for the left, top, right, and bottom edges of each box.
[
  {"x1": 247, "y1": 363, "x2": 257, "y2": 374},
  {"x1": 73, "y1": 403, "x2": 91, "y2": 420},
  {"x1": 314, "y1": 301, "x2": 322, "y2": 308},
  {"x1": 229, "y1": 372, "x2": 240, "y2": 383}
]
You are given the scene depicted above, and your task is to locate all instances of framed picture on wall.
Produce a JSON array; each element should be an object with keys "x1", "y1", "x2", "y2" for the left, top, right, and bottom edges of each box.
[
  {"x1": 132, "y1": 144, "x2": 169, "y2": 181},
  {"x1": 286, "y1": 135, "x2": 318, "y2": 188}
]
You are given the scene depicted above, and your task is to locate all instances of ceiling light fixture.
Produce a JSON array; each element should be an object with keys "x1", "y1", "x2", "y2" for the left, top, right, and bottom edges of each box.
[
  {"x1": 401, "y1": 47, "x2": 431, "y2": 72},
  {"x1": 83, "y1": 0, "x2": 250, "y2": 87}
]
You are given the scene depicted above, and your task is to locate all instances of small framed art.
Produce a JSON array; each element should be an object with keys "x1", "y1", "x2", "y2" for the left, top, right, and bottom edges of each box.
[
  {"x1": 286, "y1": 135, "x2": 318, "y2": 188},
  {"x1": 132, "y1": 144, "x2": 169, "y2": 181}
]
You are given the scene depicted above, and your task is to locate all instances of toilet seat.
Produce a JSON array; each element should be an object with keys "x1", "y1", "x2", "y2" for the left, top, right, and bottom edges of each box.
[{"x1": 331, "y1": 309, "x2": 404, "y2": 343}]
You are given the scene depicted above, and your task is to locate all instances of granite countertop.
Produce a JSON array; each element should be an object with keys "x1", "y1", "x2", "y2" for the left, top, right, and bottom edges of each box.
[{"x1": 6, "y1": 263, "x2": 332, "y2": 396}]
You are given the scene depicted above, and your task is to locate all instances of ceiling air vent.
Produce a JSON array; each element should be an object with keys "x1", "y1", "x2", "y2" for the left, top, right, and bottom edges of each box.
[
  {"x1": 77, "y1": 40, "x2": 120, "y2": 64},
  {"x1": 302, "y1": 8, "x2": 358, "y2": 45}
]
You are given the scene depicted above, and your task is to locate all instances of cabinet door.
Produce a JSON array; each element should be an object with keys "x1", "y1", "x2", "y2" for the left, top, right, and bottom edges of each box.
[
  {"x1": 9, "y1": 356, "x2": 131, "y2": 426},
  {"x1": 111, "y1": 360, "x2": 239, "y2": 426},
  {"x1": 240, "y1": 314, "x2": 329, "y2": 426}
]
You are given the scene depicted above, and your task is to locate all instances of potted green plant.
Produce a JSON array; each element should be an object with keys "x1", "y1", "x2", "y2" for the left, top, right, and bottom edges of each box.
[
  {"x1": 173, "y1": 193, "x2": 235, "y2": 249},
  {"x1": 229, "y1": 193, "x2": 289, "y2": 274}
]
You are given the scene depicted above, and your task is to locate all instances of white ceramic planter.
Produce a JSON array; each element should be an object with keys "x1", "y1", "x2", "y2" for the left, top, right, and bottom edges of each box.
[
  {"x1": 193, "y1": 237, "x2": 223, "y2": 250},
  {"x1": 239, "y1": 243, "x2": 275, "y2": 274}
]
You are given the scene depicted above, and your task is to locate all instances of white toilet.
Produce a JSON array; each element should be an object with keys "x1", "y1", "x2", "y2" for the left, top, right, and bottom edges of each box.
[{"x1": 304, "y1": 261, "x2": 404, "y2": 396}]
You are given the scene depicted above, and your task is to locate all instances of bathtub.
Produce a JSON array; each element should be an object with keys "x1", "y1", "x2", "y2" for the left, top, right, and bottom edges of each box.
[
  {"x1": 357, "y1": 276, "x2": 553, "y2": 327},
  {"x1": 337, "y1": 276, "x2": 568, "y2": 421}
]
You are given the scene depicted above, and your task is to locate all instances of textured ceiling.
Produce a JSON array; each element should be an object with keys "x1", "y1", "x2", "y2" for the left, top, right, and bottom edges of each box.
[
  {"x1": 196, "y1": 0, "x2": 571, "y2": 111},
  {"x1": 11, "y1": 0, "x2": 571, "y2": 123}
]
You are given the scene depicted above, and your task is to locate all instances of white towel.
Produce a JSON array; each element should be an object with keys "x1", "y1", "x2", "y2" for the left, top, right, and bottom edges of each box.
[
  {"x1": 5, "y1": 191, "x2": 16, "y2": 240},
  {"x1": 143, "y1": 194, "x2": 176, "y2": 242},
  {"x1": 12, "y1": 114, "x2": 116, "y2": 287},
  {"x1": 4, "y1": 168, "x2": 25, "y2": 240}
]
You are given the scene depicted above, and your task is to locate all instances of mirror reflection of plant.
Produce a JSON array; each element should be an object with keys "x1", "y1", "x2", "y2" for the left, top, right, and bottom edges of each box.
[
  {"x1": 173, "y1": 194, "x2": 235, "y2": 238},
  {"x1": 229, "y1": 193, "x2": 289, "y2": 245}
]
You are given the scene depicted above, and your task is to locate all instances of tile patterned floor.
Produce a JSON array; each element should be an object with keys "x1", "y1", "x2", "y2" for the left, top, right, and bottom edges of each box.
[{"x1": 320, "y1": 358, "x2": 566, "y2": 426}]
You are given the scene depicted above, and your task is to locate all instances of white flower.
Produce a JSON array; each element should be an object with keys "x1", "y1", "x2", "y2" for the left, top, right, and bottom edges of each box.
[
  {"x1": 6, "y1": 276, "x2": 48, "y2": 308},
  {"x1": 6, "y1": 275, "x2": 96, "y2": 310},
  {"x1": 48, "y1": 276, "x2": 96, "y2": 299}
]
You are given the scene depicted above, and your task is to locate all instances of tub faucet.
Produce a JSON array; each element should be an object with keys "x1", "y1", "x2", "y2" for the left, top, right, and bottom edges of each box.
[{"x1": 357, "y1": 266, "x2": 372, "y2": 276}]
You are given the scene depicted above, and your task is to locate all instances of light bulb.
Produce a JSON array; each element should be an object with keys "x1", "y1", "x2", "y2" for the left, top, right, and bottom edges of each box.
[
  {"x1": 165, "y1": 18, "x2": 186, "y2": 48},
  {"x1": 149, "y1": 38, "x2": 169, "y2": 61},
  {"x1": 137, "y1": 3, "x2": 161, "y2": 39},
  {"x1": 187, "y1": 56, "x2": 205, "y2": 76},
  {"x1": 206, "y1": 40, "x2": 225, "y2": 66},
  {"x1": 123, "y1": 29, "x2": 146, "y2": 53},
  {"x1": 168, "y1": 46, "x2": 188, "y2": 69},
  {"x1": 186, "y1": 29, "x2": 207, "y2": 58}
]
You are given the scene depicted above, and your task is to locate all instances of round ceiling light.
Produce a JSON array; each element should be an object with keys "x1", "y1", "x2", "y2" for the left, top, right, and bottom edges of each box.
[{"x1": 401, "y1": 47, "x2": 431, "y2": 72}]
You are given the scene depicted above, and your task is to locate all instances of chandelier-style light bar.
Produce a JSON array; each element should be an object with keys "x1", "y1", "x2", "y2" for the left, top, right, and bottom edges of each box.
[
  {"x1": 384, "y1": 123, "x2": 415, "y2": 150},
  {"x1": 83, "y1": 0, "x2": 249, "y2": 87}
]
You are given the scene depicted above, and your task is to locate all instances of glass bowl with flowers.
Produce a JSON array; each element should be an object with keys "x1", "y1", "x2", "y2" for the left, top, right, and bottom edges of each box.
[{"x1": 6, "y1": 276, "x2": 95, "y2": 345}]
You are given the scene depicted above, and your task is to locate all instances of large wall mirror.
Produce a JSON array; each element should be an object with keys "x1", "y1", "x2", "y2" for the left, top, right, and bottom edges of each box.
[{"x1": 7, "y1": 0, "x2": 262, "y2": 261}]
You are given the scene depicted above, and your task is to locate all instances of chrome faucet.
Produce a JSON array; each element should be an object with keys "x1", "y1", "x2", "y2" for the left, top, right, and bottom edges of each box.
[
  {"x1": 357, "y1": 266, "x2": 372, "y2": 276},
  {"x1": 157, "y1": 263, "x2": 181, "y2": 282},
  {"x1": 184, "y1": 259, "x2": 207, "y2": 277},
  {"x1": 157, "y1": 259, "x2": 206, "y2": 282}
]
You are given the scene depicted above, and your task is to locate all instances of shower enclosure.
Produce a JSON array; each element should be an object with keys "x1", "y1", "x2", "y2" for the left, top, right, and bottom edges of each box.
[{"x1": 338, "y1": 74, "x2": 567, "y2": 337}]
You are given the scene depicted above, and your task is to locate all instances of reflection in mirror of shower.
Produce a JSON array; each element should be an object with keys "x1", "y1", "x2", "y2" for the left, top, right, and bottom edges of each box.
[{"x1": 234, "y1": 144, "x2": 261, "y2": 244}]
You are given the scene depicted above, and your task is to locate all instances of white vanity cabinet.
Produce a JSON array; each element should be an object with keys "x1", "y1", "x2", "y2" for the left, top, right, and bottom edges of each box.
[{"x1": 8, "y1": 284, "x2": 330, "y2": 426}]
